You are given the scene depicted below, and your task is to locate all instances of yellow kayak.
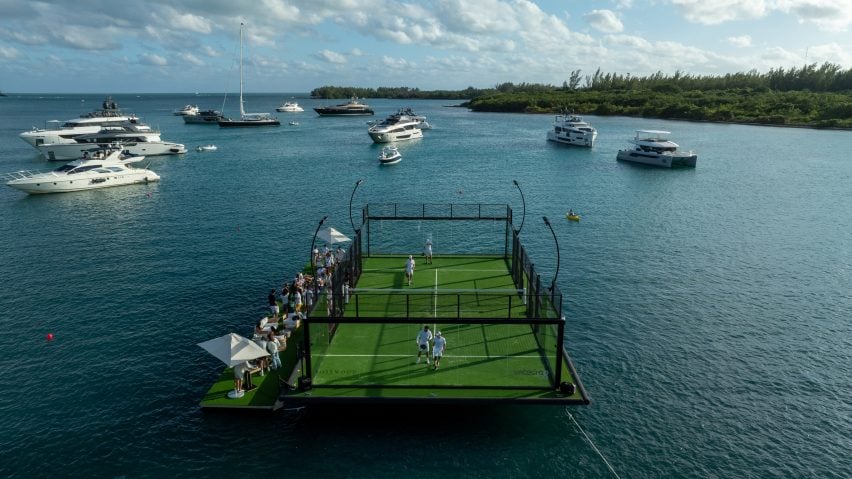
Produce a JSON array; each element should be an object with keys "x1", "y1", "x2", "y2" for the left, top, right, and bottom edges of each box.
[{"x1": 566, "y1": 213, "x2": 581, "y2": 222}]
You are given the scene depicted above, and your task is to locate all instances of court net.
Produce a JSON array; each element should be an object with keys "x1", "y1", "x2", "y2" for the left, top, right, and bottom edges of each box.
[{"x1": 347, "y1": 287, "x2": 528, "y2": 319}]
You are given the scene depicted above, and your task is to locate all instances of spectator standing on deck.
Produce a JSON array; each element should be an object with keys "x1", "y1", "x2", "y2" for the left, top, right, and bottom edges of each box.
[
  {"x1": 415, "y1": 325, "x2": 432, "y2": 364},
  {"x1": 432, "y1": 331, "x2": 447, "y2": 370},
  {"x1": 424, "y1": 239, "x2": 433, "y2": 264},
  {"x1": 268, "y1": 289, "x2": 279, "y2": 319},
  {"x1": 405, "y1": 255, "x2": 416, "y2": 286}
]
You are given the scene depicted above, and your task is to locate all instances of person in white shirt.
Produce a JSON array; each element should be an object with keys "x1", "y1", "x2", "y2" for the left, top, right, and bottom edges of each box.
[
  {"x1": 432, "y1": 331, "x2": 447, "y2": 369},
  {"x1": 415, "y1": 325, "x2": 433, "y2": 364},
  {"x1": 424, "y1": 239, "x2": 433, "y2": 264},
  {"x1": 405, "y1": 255, "x2": 416, "y2": 286}
]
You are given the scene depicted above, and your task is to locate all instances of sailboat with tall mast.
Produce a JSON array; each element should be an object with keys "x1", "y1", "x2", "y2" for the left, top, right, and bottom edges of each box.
[{"x1": 218, "y1": 23, "x2": 279, "y2": 127}]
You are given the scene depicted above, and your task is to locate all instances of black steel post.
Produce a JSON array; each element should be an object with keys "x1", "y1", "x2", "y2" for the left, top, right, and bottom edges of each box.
[
  {"x1": 513, "y1": 180, "x2": 526, "y2": 234},
  {"x1": 349, "y1": 179, "x2": 364, "y2": 233},
  {"x1": 543, "y1": 216, "x2": 560, "y2": 292}
]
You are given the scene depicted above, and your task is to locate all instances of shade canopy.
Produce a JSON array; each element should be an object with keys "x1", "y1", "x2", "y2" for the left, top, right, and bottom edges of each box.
[
  {"x1": 198, "y1": 333, "x2": 269, "y2": 368},
  {"x1": 317, "y1": 226, "x2": 351, "y2": 244}
]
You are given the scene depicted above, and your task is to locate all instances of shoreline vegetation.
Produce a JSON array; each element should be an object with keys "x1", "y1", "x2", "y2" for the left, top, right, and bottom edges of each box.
[{"x1": 312, "y1": 62, "x2": 852, "y2": 129}]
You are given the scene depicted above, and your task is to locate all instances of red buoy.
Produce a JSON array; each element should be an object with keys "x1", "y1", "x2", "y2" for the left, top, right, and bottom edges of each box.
[{"x1": 46, "y1": 333, "x2": 54, "y2": 341}]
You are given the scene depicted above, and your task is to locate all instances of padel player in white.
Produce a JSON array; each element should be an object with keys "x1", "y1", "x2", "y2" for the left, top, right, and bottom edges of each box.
[
  {"x1": 405, "y1": 255, "x2": 416, "y2": 286},
  {"x1": 432, "y1": 331, "x2": 446, "y2": 369},
  {"x1": 415, "y1": 325, "x2": 433, "y2": 364}
]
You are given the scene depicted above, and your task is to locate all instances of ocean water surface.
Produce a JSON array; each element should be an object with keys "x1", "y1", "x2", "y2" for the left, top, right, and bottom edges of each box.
[{"x1": 0, "y1": 94, "x2": 849, "y2": 478}]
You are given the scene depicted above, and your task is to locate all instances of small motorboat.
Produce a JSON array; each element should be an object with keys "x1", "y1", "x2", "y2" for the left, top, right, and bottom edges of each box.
[
  {"x1": 378, "y1": 146, "x2": 402, "y2": 165},
  {"x1": 289, "y1": 121, "x2": 299, "y2": 126},
  {"x1": 197, "y1": 144, "x2": 217, "y2": 152}
]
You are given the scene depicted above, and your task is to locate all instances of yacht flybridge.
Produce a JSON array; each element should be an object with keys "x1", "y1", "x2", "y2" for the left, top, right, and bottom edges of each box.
[
  {"x1": 218, "y1": 24, "x2": 280, "y2": 127},
  {"x1": 367, "y1": 109, "x2": 424, "y2": 143}
]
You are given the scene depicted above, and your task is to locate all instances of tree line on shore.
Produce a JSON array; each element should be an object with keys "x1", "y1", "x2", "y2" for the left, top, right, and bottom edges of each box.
[{"x1": 313, "y1": 62, "x2": 852, "y2": 128}]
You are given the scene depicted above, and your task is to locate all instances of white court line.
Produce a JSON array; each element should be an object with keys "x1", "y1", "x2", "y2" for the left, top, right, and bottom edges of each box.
[
  {"x1": 317, "y1": 354, "x2": 542, "y2": 358},
  {"x1": 361, "y1": 268, "x2": 508, "y2": 273}
]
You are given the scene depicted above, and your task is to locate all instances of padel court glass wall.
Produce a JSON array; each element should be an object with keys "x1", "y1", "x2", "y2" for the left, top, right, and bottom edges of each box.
[{"x1": 301, "y1": 203, "x2": 574, "y2": 393}]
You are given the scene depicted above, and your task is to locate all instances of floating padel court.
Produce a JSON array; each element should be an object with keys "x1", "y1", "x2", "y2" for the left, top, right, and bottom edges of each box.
[{"x1": 281, "y1": 203, "x2": 589, "y2": 406}]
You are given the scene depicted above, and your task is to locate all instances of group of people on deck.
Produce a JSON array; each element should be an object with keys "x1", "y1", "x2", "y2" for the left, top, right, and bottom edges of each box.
[{"x1": 415, "y1": 325, "x2": 447, "y2": 370}]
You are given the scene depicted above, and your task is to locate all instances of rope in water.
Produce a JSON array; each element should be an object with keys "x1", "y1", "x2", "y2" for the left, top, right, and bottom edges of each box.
[{"x1": 565, "y1": 410, "x2": 622, "y2": 479}]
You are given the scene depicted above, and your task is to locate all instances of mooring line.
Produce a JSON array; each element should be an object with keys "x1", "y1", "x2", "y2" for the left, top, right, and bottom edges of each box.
[{"x1": 565, "y1": 411, "x2": 622, "y2": 479}]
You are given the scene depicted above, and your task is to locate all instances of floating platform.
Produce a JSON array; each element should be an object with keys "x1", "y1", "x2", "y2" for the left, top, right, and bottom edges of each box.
[{"x1": 201, "y1": 203, "x2": 589, "y2": 410}]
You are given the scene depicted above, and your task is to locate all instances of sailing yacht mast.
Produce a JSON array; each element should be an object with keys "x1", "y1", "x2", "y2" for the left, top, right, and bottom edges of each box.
[{"x1": 239, "y1": 22, "x2": 245, "y2": 118}]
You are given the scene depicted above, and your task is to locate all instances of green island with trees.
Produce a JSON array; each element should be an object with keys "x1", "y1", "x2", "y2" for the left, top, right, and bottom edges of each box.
[{"x1": 311, "y1": 63, "x2": 852, "y2": 129}]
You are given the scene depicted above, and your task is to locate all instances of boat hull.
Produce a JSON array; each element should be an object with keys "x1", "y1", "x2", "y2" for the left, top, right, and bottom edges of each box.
[
  {"x1": 218, "y1": 119, "x2": 280, "y2": 127},
  {"x1": 369, "y1": 128, "x2": 423, "y2": 144},
  {"x1": 38, "y1": 142, "x2": 186, "y2": 161},
  {"x1": 547, "y1": 130, "x2": 596, "y2": 147},
  {"x1": 7, "y1": 171, "x2": 160, "y2": 194},
  {"x1": 184, "y1": 115, "x2": 223, "y2": 124},
  {"x1": 314, "y1": 108, "x2": 374, "y2": 116},
  {"x1": 379, "y1": 156, "x2": 402, "y2": 165},
  {"x1": 616, "y1": 150, "x2": 697, "y2": 168}
]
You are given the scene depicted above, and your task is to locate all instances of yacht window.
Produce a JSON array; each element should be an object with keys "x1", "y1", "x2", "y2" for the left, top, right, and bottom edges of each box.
[
  {"x1": 94, "y1": 168, "x2": 111, "y2": 173},
  {"x1": 107, "y1": 167, "x2": 124, "y2": 172},
  {"x1": 69, "y1": 164, "x2": 103, "y2": 174},
  {"x1": 55, "y1": 164, "x2": 76, "y2": 172}
]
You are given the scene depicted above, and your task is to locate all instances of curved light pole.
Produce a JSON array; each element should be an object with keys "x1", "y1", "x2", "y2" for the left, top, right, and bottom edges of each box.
[
  {"x1": 349, "y1": 179, "x2": 364, "y2": 233},
  {"x1": 543, "y1": 216, "x2": 560, "y2": 291},
  {"x1": 513, "y1": 180, "x2": 526, "y2": 234}
]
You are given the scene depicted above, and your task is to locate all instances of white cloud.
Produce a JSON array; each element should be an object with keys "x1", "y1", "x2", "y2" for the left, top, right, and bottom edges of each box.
[
  {"x1": 807, "y1": 42, "x2": 852, "y2": 65},
  {"x1": 315, "y1": 49, "x2": 347, "y2": 64},
  {"x1": 169, "y1": 12, "x2": 212, "y2": 34},
  {"x1": 727, "y1": 35, "x2": 752, "y2": 47},
  {"x1": 669, "y1": 0, "x2": 852, "y2": 31},
  {"x1": 584, "y1": 9, "x2": 624, "y2": 33},
  {"x1": 0, "y1": 45, "x2": 19, "y2": 59},
  {"x1": 350, "y1": 48, "x2": 364, "y2": 56},
  {"x1": 775, "y1": 0, "x2": 852, "y2": 31},
  {"x1": 201, "y1": 45, "x2": 219, "y2": 57},
  {"x1": 179, "y1": 52, "x2": 204, "y2": 66},
  {"x1": 381, "y1": 55, "x2": 415, "y2": 70},
  {"x1": 139, "y1": 53, "x2": 167, "y2": 66},
  {"x1": 668, "y1": 0, "x2": 769, "y2": 24}
]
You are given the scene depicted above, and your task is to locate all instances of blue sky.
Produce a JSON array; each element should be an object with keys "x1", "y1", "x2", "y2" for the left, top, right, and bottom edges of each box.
[{"x1": 0, "y1": 0, "x2": 850, "y2": 93}]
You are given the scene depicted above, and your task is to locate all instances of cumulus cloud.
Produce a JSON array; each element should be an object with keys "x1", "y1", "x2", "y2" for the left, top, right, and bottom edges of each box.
[
  {"x1": 315, "y1": 49, "x2": 347, "y2": 64},
  {"x1": 0, "y1": 45, "x2": 19, "y2": 59},
  {"x1": 179, "y1": 52, "x2": 204, "y2": 66},
  {"x1": 727, "y1": 35, "x2": 752, "y2": 47},
  {"x1": 139, "y1": 52, "x2": 167, "y2": 66},
  {"x1": 382, "y1": 55, "x2": 415, "y2": 69},
  {"x1": 668, "y1": 0, "x2": 768, "y2": 24},
  {"x1": 584, "y1": 9, "x2": 624, "y2": 33},
  {"x1": 776, "y1": 0, "x2": 852, "y2": 31},
  {"x1": 669, "y1": 0, "x2": 852, "y2": 31}
]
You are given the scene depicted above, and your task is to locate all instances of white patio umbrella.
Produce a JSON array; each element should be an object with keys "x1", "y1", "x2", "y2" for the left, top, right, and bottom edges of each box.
[
  {"x1": 197, "y1": 333, "x2": 269, "y2": 367},
  {"x1": 316, "y1": 226, "x2": 351, "y2": 244}
]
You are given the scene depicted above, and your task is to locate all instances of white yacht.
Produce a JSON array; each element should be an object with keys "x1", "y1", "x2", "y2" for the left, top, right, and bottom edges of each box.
[
  {"x1": 276, "y1": 101, "x2": 304, "y2": 112},
  {"x1": 20, "y1": 96, "x2": 140, "y2": 147},
  {"x1": 369, "y1": 107, "x2": 431, "y2": 130},
  {"x1": 378, "y1": 146, "x2": 402, "y2": 165},
  {"x1": 36, "y1": 124, "x2": 186, "y2": 161},
  {"x1": 5, "y1": 148, "x2": 160, "y2": 194},
  {"x1": 367, "y1": 111, "x2": 423, "y2": 143},
  {"x1": 616, "y1": 130, "x2": 697, "y2": 167},
  {"x1": 174, "y1": 104, "x2": 200, "y2": 116},
  {"x1": 546, "y1": 113, "x2": 597, "y2": 147},
  {"x1": 184, "y1": 109, "x2": 224, "y2": 124}
]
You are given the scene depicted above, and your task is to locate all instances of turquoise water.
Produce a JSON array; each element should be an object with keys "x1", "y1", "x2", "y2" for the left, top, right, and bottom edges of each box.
[{"x1": 0, "y1": 94, "x2": 849, "y2": 478}]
